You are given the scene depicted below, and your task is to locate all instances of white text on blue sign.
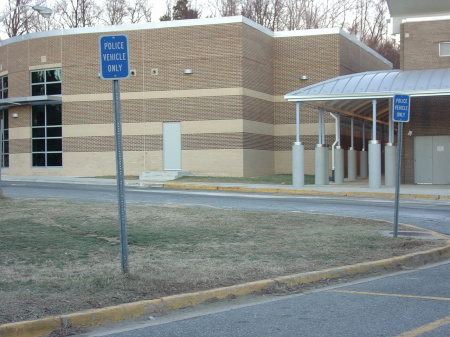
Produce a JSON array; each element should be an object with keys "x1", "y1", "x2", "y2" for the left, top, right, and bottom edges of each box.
[{"x1": 99, "y1": 35, "x2": 130, "y2": 80}]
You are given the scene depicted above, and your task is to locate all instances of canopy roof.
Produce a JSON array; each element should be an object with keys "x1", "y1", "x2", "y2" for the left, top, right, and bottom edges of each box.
[{"x1": 284, "y1": 68, "x2": 450, "y2": 123}]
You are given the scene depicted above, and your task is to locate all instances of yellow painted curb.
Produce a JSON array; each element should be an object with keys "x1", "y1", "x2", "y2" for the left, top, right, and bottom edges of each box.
[
  {"x1": 162, "y1": 184, "x2": 447, "y2": 200},
  {"x1": 0, "y1": 317, "x2": 60, "y2": 337},
  {"x1": 1, "y1": 246, "x2": 449, "y2": 337},
  {"x1": 163, "y1": 183, "x2": 218, "y2": 191}
]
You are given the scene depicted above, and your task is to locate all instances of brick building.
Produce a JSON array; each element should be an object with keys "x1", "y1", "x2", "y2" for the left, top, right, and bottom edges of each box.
[
  {"x1": 285, "y1": 0, "x2": 449, "y2": 187},
  {"x1": 0, "y1": 16, "x2": 390, "y2": 178},
  {"x1": 398, "y1": 17, "x2": 450, "y2": 184}
]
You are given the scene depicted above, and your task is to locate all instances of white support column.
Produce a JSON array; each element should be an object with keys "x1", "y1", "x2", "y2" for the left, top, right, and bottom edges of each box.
[
  {"x1": 369, "y1": 99, "x2": 381, "y2": 189},
  {"x1": 360, "y1": 120, "x2": 368, "y2": 178},
  {"x1": 348, "y1": 117, "x2": 357, "y2": 181},
  {"x1": 315, "y1": 107, "x2": 329, "y2": 185},
  {"x1": 335, "y1": 146, "x2": 344, "y2": 183},
  {"x1": 292, "y1": 102, "x2": 304, "y2": 188},
  {"x1": 384, "y1": 98, "x2": 397, "y2": 186}
]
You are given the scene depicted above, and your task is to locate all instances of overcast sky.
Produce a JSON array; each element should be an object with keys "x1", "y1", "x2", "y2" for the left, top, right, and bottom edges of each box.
[{"x1": 0, "y1": 0, "x2": 212, "y2": 24}]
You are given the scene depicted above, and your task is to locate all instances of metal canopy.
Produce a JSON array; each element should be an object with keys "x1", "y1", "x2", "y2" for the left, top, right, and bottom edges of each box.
[
  {"x1": 0, "y1": 95, "x2": 62, "y2": 110},
  {"x1": 284, "y1": 68, "x2": 450, "y2": 123}
]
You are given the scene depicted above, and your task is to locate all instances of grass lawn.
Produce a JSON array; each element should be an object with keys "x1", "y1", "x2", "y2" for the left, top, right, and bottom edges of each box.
[{"x1": 0, "y1": 198, "x2": 444, "y2": 324}]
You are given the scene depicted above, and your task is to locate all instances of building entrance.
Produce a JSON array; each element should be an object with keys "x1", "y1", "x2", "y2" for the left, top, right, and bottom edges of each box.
[{"x1": 163, "y1": 122, "x2": 181, "y2": 171}]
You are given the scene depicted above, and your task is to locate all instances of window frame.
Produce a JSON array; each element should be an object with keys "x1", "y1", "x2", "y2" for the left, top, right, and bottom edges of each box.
[
  {"x1": 0, "y1": 75, "x2": 8, "y2": 99},
  {"x1": 1, "y1": 110, "x2": 8, "y2": 168},
  {"x1": 30, "y1": 68, "x2": 62, "y2": 96},
  {"x1": 31, "y1": 104, "x2": 63, "y2": 167}
]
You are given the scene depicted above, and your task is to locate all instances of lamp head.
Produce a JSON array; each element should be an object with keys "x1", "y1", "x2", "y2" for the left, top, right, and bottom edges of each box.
[{"x1": 32, "y1": 5, "x2": 53, "y2": 18}]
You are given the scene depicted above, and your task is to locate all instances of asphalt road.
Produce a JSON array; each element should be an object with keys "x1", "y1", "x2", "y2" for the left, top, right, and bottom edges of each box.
[
  {"x1": 78, "y1": 262, "x2": 450, "y2": 337},
  {"x1": 1, "y1": 181, "x2": 449, "y2": 235}
]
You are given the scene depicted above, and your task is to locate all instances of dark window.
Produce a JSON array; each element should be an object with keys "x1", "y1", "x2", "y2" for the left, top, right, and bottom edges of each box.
[
  {"x1": 31, "y1": 104, "x2": 62, "y2": 167},
  {"x1": 0, "y1": 75, "x2": 8, "y2": 99},
  {"x1": 31, "y1": 69, "x2": 61, "y2": 96},
  {"x1": 1, "y1": 110, "x2": 8, "y2": 167}
]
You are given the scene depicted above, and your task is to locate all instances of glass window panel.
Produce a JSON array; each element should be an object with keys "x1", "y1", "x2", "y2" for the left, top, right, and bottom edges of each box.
[
  {"x1": 2, "y1": 77, "x2": 7, "y2": 88},
  {"x1": 32, "y1": 128, "x2": 46, "y2": 138},
  {"x1": 47, "y1": 139, "x2": 62, "y2": 152},
  {"x1": 2, "y1": 155, "x2": 9, "y2": 167},
  {"x1": 47, "y1": 127, "x2": 62, "y2": 137},
  {"x1": 4, "y1": 141, "x2": 9, "y2": 153},
  {"x1": 31, "y1": 71, "x2": 45, "y2": 83},
  {"x1": 4, "y1": 130, "x2": 8, "y2": 139},
  {"x1": 3, "y1": 89, "x2": 7, "y2": 98},
  {"x1": 46, "y1": 69, "x2": 61, "y2": 82},
  {"x1": 32, "y1": 106, "x2": 46, "y2": 126},
  {"x1": 33, "y1": 153, "x2": 46, "y2": 166},
  {"x1": 47, "y1": 153, "x2": 62, "y2": 166},
  {"x1": 32, "y1": 139, "x2": 46, "y2": 152},
  {"x1": 32, "y1": 84, "x2": 45, "y2": 96},
  {"x1": 46, "y1": 83, "x2": 61, "y2": 95},
  {"x1": 3, "y1": 113, "x2": 8, "y2": 129},
  {"x1": 31, "y1": 102, "x2": 63, "y2": 168},
  {"x1": 46, "y1": 105, "x2": 62, "y2": 125}
]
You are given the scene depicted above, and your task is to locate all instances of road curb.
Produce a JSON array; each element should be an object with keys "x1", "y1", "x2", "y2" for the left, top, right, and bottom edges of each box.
[
  {"x1": 1, "y1": 244, "x2": 449, "y2": 337},
  {"x1": 162, "y1": 183, "x2": 448, "y2": 200}
]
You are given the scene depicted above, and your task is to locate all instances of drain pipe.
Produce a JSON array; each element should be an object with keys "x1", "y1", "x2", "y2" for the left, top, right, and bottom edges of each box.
[{"x1": 329, "y1": 112, "x2": 340, "y2": 182}]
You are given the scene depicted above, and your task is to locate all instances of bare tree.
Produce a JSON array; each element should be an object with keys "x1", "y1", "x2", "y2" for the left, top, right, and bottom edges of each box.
[
  {"x1": 240, "y1": 0, "x2": 284, "y2": 31},
  {"x1": 103, "y1": 0, "x2": 127, "y2": 25},
  {"x1": 102, "y1": 0, "x2": 152, "y2": 25},
  {"x1": 128, "y1": 0, "x2": 152, "y2": 24},
  {"x1": 160, "y1": 0, "x2": 173, "y2": 21},
  {"x1": 54, "y1": 0, "x2": 102, "y2": 28},
  {"x1": 160, "y1": 0, "x2": 201, "y2": 21},
  {"x1": 209, "y1": 0, "x2": 240, "y2": 17},
  {"x1": 1, "y1": 0, "x2": 53, "y2": 37}
]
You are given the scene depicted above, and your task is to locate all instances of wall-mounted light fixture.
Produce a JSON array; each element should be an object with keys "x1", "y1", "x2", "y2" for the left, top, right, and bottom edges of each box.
[
  {"x1": 183, "y1": 69, "x2": 193, "y2": 75},
  {"x1": 11, "y1": 113, "x2": 19, "y2": 118},
  {"x1": 299, "y1": 75, "x2": 309, "y2": 80}
]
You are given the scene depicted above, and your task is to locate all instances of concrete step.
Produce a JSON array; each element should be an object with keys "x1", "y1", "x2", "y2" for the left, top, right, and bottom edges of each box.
[{"x1": 139, "y1": 171, "x2": 191, "y2": 181}]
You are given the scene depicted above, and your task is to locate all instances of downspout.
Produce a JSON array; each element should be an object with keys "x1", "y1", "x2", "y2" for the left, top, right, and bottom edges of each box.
[
  {"x1": 350, "y1": 117, "x2": 354, "y2": 149},
  {"x1": 329, "y1": 112, "x2": 340, "y2": 181}
]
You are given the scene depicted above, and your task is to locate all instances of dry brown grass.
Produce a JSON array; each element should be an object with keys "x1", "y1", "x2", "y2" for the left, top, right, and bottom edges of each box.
[{"x1": 0, "y1": 198, "x2": 445, "y2": 324}]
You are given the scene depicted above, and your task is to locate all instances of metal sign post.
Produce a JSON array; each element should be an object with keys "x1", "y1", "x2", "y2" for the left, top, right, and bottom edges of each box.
[
  {"x1": 392, "y1": 94, "x2": 410, "y2": 238},
  {"x1": 99, "y1": 34, "x2": 130, "y2": 273}
]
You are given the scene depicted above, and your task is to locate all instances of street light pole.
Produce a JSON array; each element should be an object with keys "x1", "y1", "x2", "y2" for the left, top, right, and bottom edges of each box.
[{"x1": 0, "y1": 4, "x2": 53, "y2": 23}]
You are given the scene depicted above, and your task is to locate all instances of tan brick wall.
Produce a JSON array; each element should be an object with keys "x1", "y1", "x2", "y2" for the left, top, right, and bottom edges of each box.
[
  {"x1": 242, "y1": 25, "x2": 274, "y2": 95},
  {"x1": 401, "y1": 20, "x2": 450, "y2": 71},
  {"x1": 339, "y1": 36, "x2": 392, "y2": 75},
  {"x1": 141, "y1": 24, "x2": 243, "y2": 92},
  {"x1": 274, "y1": 34, "x2": 340, "y2": 96},
  {"x1": 1, "y1": 19, "x2": 392, "y2": 177}
]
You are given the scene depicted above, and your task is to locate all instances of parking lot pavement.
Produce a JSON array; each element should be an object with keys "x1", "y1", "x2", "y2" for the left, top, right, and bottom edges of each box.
[{"x1": 77, "y1": 261, "x2": 449, "y2": 337}]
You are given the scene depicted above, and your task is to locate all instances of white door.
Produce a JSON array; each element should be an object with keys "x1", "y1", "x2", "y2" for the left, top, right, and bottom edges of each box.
[{"x1": 163, "y1": 122, "x2": 181, "y2": 171}]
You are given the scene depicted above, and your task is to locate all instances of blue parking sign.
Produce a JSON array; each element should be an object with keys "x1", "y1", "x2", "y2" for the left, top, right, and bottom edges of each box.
[
  {"x1": 393, "y1": 94, "x2": 410, "y2": 122},
  {"x1": 99, "y1": 35, "x2": 130, "y2": 80}
]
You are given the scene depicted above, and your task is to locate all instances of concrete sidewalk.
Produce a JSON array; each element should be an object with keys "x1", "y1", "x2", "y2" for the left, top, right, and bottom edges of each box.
[{"x1": 1, "y1": 175, "x2": 449, "y2": 200}]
